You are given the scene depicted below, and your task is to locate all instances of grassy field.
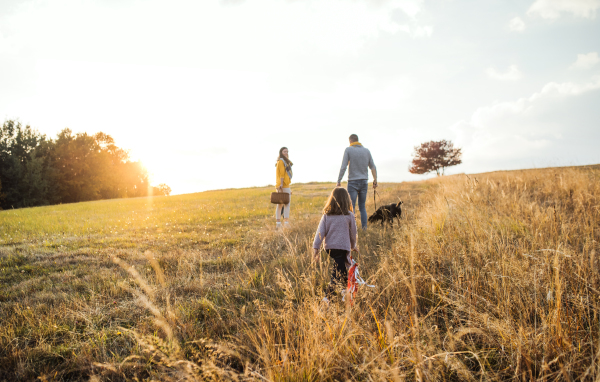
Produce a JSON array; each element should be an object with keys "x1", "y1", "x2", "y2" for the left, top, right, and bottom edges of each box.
[{"x1": 1, "y1": 166, "x2": 599, "y2": 381}]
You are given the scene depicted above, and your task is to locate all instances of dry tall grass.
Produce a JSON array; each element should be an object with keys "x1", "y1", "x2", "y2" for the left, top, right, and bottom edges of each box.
[{"x1": 1, "y1": 167, "x2": 599, "y2": 381}]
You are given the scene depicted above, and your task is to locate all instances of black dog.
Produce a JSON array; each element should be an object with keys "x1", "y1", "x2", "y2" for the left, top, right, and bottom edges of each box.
[{"x1": 368, "y1": 201, "x2": 403, "y2": 226}]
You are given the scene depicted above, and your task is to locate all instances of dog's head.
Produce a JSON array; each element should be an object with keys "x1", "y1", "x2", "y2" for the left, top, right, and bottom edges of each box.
[{"x1": 391, "y1": 201, "x2": 403, "y2": 215}]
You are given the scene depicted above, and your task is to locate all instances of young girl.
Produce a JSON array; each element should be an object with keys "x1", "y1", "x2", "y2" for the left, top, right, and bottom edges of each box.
[{"x1": 312, "y1": 187, "x2": 358, "y2": 300}]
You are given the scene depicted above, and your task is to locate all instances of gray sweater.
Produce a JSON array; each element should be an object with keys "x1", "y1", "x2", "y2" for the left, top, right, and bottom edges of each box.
[
  {"x1": 312, "y1": 212, "x2": 358, "y2": 251},
  {"x1": 337, "y1": 145, "x2": 376, "y2": 183}
]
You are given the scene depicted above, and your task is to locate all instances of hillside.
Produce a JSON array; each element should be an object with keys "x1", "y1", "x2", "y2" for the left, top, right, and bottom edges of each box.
[{"x1": 1, "y1": 166, "x2": 599, "y2": 381}]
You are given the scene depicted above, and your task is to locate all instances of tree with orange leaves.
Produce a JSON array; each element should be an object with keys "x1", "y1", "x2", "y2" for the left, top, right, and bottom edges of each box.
[{"x1": 409, "y1": 140, "x2": 462, "y2": 176}]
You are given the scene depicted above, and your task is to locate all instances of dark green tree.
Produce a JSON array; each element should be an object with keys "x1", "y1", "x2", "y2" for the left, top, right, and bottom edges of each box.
[
  {"x1": 0, "y1": 120, "x2": 50, "y2": 209},
  {"x1": 0, "y1": 119, "x2": 169, "y2": 209},
  {"x1": 21, "y1": 150, "x2": 49, "y2": 207}
]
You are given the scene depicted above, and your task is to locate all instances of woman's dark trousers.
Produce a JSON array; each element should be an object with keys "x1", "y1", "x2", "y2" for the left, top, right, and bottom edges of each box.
[{"x1": 326, "y1": 249, "x2": 348, "y2": 298}]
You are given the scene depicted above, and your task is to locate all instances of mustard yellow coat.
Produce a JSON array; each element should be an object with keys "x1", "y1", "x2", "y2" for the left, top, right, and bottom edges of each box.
[{"x1": 276, "y1": 159, "x2": 291, "y2": 188}]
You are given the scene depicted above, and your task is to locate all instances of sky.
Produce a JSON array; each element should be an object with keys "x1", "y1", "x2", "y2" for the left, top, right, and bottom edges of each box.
[{"x1": 1, "y1": 0, "x2": 599, "y2": 194}]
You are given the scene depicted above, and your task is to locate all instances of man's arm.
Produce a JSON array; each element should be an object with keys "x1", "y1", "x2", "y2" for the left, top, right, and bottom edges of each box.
[
  {"x1": 371, "y1": 169, "x2": 378, "y2": 189},
  {"x1": 368, "y1": 151, "x2": 377, "y2": 189},
  {"x1": 337, "y1": 148, "x2": 350, "y2": 186}
]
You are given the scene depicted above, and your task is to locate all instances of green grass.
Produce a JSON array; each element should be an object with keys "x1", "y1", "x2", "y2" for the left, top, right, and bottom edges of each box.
[{"x1": 0, "y1": 184, "x2": 352, "y2": 251}]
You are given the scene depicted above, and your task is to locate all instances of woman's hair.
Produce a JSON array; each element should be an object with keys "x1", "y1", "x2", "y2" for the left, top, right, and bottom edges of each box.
[
  {"x1": 276, "y1": 147, "x2": 293, "y2": 168},
  {"x1": 279, "y1": 147, "x2": 288, "y2": 159},
  {"x1": 323, "y1": 187, "x2": 353, "y2": 215}
]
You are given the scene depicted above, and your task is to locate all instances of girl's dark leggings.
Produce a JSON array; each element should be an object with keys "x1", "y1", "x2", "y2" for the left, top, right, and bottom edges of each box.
[{"x1": 326, "y1": 249, "x2": 349, "y2": 298}]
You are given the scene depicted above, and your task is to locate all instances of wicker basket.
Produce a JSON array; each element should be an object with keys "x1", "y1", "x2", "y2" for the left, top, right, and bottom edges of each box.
[{"x1": 271, "y1": 192, "x2": 290, "y2": 204}]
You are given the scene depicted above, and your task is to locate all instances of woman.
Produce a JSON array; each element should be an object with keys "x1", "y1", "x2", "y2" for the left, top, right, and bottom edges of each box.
[
  {"x1": 312, "y1": 187, "x2": 358, "y2": 301},
  {"x1": 275, "y1": 147, "x2": 293, "y2": 229}
]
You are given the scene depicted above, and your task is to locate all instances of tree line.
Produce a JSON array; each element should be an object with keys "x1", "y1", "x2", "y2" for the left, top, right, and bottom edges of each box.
[{"x1": 0, "y1": 120, "x2": 170, "y2": 210}]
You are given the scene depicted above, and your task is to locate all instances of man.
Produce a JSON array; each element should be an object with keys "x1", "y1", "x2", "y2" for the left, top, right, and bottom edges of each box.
[{"x1": 337, "y1": 134, "x2": 377, "y2": 229}]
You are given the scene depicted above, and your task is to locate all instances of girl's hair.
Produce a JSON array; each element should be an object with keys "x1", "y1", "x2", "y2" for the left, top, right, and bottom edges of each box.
[{"x1": 323, "y1": 187, "x2": 353, "y2": 215}]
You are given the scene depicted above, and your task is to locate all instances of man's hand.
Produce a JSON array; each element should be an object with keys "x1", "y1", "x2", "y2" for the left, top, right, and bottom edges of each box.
[
  {"x1": 373, "y1": 181, "x2": 378, "y2": 189},
  {"x1": 336, "y1": 182, "x2": 341, "y2": 187},
  {"x1": 312, "y1": 248, "x2": 321, "y2": 262}
]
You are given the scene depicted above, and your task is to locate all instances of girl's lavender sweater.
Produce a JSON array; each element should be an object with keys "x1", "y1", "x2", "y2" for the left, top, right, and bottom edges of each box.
[{"x1": 312, "y1": 212, "x2": 358, "y2": 251}]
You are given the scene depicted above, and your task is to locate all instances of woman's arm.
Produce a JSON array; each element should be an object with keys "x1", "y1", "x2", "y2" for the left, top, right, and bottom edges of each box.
[{"x1": 276, "y1": 161, "x2": 285, "y2": 191}]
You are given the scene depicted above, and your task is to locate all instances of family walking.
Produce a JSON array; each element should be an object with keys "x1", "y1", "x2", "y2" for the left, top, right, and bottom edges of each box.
[
  {"x1": 274, "y1": 134, "x2": 377, "y2": 230},
  {"x1": 274, "y1": 134, "x2": 377, "y2": 301}
]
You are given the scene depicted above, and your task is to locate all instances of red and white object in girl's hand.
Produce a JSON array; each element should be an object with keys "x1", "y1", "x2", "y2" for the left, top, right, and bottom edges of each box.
[{"x1": 344, "y1": 254, "x2": 375, "y2": 305}]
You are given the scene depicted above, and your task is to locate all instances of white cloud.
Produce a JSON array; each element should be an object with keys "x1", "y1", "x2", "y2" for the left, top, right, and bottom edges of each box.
[
  {"x1": 508, "y1": 16, "x2": 526, "y2": 31},
  {"x1": 367, "y1": 0, "x2": 425, "y2": 18},
  {"x1": 378, "y1": 0, "x2": 434, "y2": 38},
  {"x1": 570, "y1": 52, "x2": 600, "y2": 70},
  {"x1": 527, "y1": 0, "x2": 600, "y2": 19},
  {"x1": 485, "y1": 65, "x2": 523, "y2": 81},
  {"x1": 5, "y1": 0, "x2": 432, "y2": 61},
  {"x1": 451, "y1": 76, "x2": 600, "y2": 169},
  {"x1": 533, "y1": 75, "x2": 600, "y2": 97},
  {"x1": 387, "y1": 23, "x2": 433, "y2": 37},
  {"x1": 0, "y1": 32, "x2": 16, "y2": 56},
  {"x1": 469, "y1": 76, "x2": 600, "y2": 127}
]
